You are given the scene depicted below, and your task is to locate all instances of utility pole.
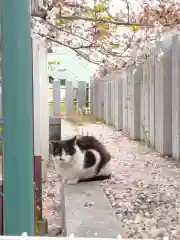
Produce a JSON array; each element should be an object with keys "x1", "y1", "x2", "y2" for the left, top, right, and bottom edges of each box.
[{"x1": 1, "y1": 0, "x2": 35, "y2": 235}]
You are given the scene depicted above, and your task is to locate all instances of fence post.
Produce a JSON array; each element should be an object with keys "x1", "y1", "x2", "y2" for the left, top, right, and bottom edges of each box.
[
  {"x1": 127, "y1": 68, "x2": 132, "y2": 134},
  {"x1": 149, "y1": 55, "x2": 155, "y2": 147},
  {"x1": 96, "y1": 80, "x2": 104, "y2": 120},
  {"x1": 172, "y1": 35, "x2": 180, "y2": 160},
  {"x1": 122, "y1": 72, "x2": 128, "y2": 133},
  {"x1": 95, "y1": 80, "x2": 99, "y2": 119},
  {"x1": 32, "y1": 36, "x2": 42, "y2": 219},
  {"x1": 53, "y1": 80, "x2": 60, "y2": 116},
  {"x1": 92, "y1": 80, "x2": 96, "y2": 118},
  {"x1": 108, "y1": 79, "x2": 112, "y2": 124},
  {"x1": 86, "y1": 83, "x2": 89, "y2": 108},
  {"x1": 100, "y1": 81, "x2": 105, "y2": 120},
  {"x1": 39, "y1": 42, "x2": 49, "y2": 183},
  {"x1": 140, "y1": 64, "x2": 145, "y2": 141},
  {"x1": 104, "y1": 80, "x2": 108, "y2": 123},
  {"x1": 104, "y1": 79, "x2": 111, "y2": 124},
  {"x1": 2, "y1": 0, "x2": 35, "y2": 234},
  {"x1": 66, "y1": 81, "x2": 74, "y2": 115},
  {"x1": 90, "y1": 78, "x2": 94, "y2": 116},
  {"x1": 110, "y1": 78, "x2": 114, "y2": 126},
  {"x1": 155, "y1": 38, "x2": 172, "y2": 156},
  {"x1": 129, "y1": 67, "x2": 141, "y2": 140},
  {"x1": 78, "y1": 81, "x2": 86, "y2": 110},
  {"x1": 114, "y1": 74, "x2": 123, "y2": 130},
  {"x1": 142, "y1": 62, "x2": 150, "y2": 143}
]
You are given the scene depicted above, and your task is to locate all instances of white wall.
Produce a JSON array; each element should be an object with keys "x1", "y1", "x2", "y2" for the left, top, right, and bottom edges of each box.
[
  {"x1": 32, "y1": 36, "x2": 41, "y2": 157},
  {"x1": 39, "y1": 40, "x2": 49, "y2": 182},
  {"x1": 32, "y1": 34, "x2": 49, "y2": 182},
  {"x1": 47, "y1": 48, "x2": 97, "y2": 87}
]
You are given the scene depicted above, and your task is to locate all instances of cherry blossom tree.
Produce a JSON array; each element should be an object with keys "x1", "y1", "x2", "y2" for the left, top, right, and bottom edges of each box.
[{"x1": 31, "y1": 0, "x2": 180, "y2": 77}]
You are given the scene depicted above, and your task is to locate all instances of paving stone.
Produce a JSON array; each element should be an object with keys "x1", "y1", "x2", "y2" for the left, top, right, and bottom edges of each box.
[{"x1": 64, "y1": 181, "x2": 122, "y2": 238}]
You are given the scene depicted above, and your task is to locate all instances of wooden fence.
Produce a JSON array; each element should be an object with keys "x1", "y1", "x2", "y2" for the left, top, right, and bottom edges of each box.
[
  {"x1": 49, "y1": 81, "x2": 90, "y2": 116},
  {"x1": 91, "y1": 34, "x2": 180, "y2": 160}
]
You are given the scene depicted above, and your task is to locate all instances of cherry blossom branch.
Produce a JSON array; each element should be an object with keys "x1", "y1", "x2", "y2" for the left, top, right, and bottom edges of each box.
[
  {"x1": 31, "y1": 0, "x2": 180, "y2": 76},
  {"x1": 33, "y1": 17, "x2": 137, "y2": 59},
  {"x1": 45, "y1": 22, "x2": 132, "y2": 57},
  {"x1": 37, "y1": 33, "x2": 102, "y2": 65},
  {"x1": 31, "y1": 0, "x2": 56, "y2": 19},
  {"x1": 56, "y1": 15, "x2": 144, "y2": 26},
  {"x1": 31, "y1": 11, "x2": 146, "y2": 27},
  {"x1": 125, "y1": 0, "x2": 130, "y2": 23}
]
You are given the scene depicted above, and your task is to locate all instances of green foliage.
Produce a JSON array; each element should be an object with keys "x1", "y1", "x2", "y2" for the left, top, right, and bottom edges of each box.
[
  {"x1": 95, "y1": 21, "x2": 111, "y2": 39},
  {"x1": 35, "y1": 205, "x2": 41, "y2": 236},
  {"x1": 111, "y1": 43, "x2": 120, "y2": 49},
  {"x1": 99, "y1": 22, "x2": 109, "y2": 30},
  {"x1": 102, "y1": 16, "x2": 112, "y2": 21},
  {"x1": 49, "y1": 102, "x2": 66, "y2": 115},
  {"x1": 98, "y1": 0, "x2": 109, "y2": 6},
  {"x1": 48, "y1": 61, "x2": 61, "y2": 72},
  {"x1": 55, "y1": 19, "x2": 65, "y2": 25},
  {"x1": 131, "y1": 26, "x2": 141, "y2": 32},
  {"x1": 0, "y1": 123, "x2": 2, "y2": 136},
  {"x1": 95, "y1": 4, "x2": 105, "y2": 12},
  {"x1": 48, "y1": 61, "x2": 61, "y2": 65},
  {"x1": 55, "y1": 18, "x2": 71, "y2": 26}
]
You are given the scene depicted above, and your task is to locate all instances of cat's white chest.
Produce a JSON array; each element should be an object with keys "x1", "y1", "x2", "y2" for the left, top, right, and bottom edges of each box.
[
  {"x1": 52, "y1": 145, "x2": 109, "y2": 184},
  {"x1": 60, "y1": 151, "x2": 84, "y2": 181}
]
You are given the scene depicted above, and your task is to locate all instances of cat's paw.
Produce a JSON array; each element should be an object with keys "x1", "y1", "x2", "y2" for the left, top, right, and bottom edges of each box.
[{"x1": 66, "y1": 179, "x2": 79, "y2": 185}]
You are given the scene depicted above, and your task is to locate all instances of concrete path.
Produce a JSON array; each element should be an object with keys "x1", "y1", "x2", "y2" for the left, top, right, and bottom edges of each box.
[
  {"x1": 61, "y1": 119, "x2": 77, "y2": 138},
  {"x1": 61, "y1": 119, "x2": 122, "y2": 237},
  {"x1": 44, "y1": 118, "x2": 180, "y2": 239},
  {"x1": 65, "y1": 182, "x2": 122, "y2": 238}
]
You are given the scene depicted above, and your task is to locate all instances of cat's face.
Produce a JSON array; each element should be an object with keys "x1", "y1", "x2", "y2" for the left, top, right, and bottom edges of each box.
[{"x1": 51, "y1": 136, "x2": 77, "y2": 164}]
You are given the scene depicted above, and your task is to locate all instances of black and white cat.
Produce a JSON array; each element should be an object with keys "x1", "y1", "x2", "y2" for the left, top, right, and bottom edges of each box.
[{"x1": 50, "y1": 135, "x2": 111, "y2": 184}]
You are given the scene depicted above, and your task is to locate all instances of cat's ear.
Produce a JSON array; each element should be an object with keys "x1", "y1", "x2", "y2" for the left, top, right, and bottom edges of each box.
[
  {"x1": 50, "y1": 140, "x2": 60, "y2": 145},
  {"x1": 50, "y1": 141, "x2": 60, "y2": 155},
  {"x1": 70, "y1": 136, "x2": 77, "y2": 145}
]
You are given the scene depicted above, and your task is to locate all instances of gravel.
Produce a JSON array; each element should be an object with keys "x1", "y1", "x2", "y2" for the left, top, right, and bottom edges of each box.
[
  {"x1": 43, "y1": 120, "x2": 180, "y2": 239},
  {"x1": 84, "y1": 123, "x2": 180, "y2": 239}
]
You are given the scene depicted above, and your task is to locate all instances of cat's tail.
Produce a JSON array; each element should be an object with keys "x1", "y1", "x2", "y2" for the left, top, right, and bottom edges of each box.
[{"x1": 79, "y1": 174, "x2": 111, "y2": 183}]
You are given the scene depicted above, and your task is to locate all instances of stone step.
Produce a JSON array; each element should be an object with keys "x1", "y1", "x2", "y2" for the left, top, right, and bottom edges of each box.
[{"x1": 64, "y1": 181, "x2": 122, "y2": 238}]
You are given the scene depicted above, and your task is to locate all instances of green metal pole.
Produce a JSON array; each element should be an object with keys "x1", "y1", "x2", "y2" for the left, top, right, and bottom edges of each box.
[{"x1": 1, "y1": 0, "x2": 35, "y2": 235}]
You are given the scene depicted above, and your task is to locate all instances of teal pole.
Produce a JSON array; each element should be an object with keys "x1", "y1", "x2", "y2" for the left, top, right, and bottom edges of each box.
[{"x1": 1, "y1": 0, "x2": 35, "y2": 235}]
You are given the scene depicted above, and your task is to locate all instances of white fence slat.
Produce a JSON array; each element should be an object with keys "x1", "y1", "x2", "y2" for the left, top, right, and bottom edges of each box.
[
  {"x1": 172, "y1": 35, "x2": 180, "y2": 160},
  {"x1": 53, "y1": 80, "x2": 60, "y2": 116},
  {"x1": 78, "y1": 81, "x2": 86, "y2": 109},
  {"x1": 66, "y1": 81, "x2": 74, "y2": 115}
]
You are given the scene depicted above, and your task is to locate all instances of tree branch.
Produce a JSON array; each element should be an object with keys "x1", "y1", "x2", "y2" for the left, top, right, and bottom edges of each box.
[
  {"x1": 33, "y1": 17, "x2": 138, "y2": 59},
  {"x1": 31, "y1": 11, "x2": 147, "y2": 27},
  {"x1": 31, "y1": 10, "x2": 47, "y2": 19},
  {"x1": 125, "y1": 0, "x2": 130, "y2": 23},
  {"x1": 37, "y1": 33, "x2": 101, "y2": 65},
  {"x1": 31, "y1": 0, "x2": 56, "y2": 19}
]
